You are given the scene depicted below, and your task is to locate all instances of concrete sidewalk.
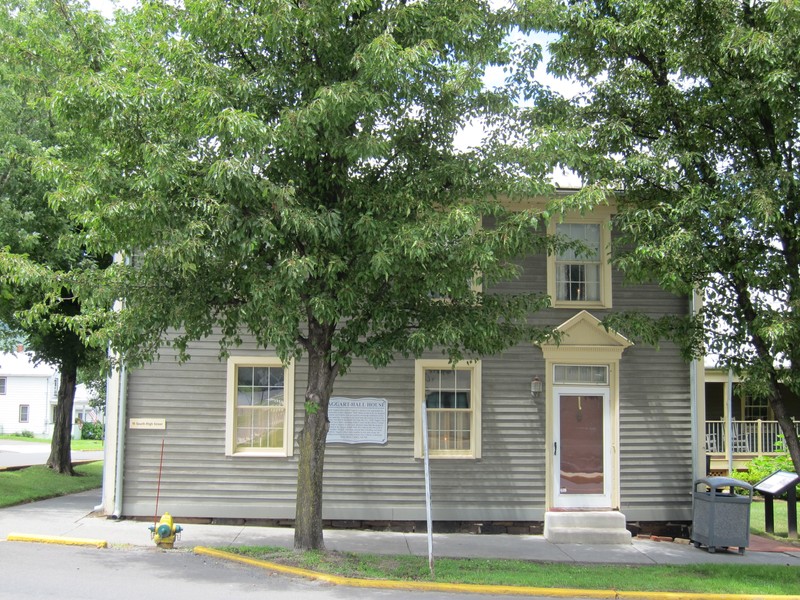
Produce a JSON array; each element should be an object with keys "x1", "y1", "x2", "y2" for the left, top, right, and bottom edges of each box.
[
  {"x1": 0, "y1": 440, "x2": 104, "y2": 470},
  {"x1": 1, "y1": 490, "x2": 799, "y2": 567}
]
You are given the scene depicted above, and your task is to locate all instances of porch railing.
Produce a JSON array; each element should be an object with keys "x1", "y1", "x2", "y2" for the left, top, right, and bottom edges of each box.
[{"x1": 705, "y1": 419, "x2": 800, "y2": 455}]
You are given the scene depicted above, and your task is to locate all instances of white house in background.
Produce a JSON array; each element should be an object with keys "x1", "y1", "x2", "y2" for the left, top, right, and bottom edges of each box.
[{"x1": 0, "y1": 345, "x2": 96, "y2": 437}]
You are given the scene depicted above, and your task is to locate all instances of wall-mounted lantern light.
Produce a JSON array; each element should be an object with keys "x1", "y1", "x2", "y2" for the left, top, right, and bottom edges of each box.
[{"x1": 530, "y1": 376, "x2": 543, "y2": 398}]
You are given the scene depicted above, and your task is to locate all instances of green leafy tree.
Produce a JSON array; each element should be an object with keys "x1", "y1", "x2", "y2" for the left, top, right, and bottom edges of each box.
[
  {"x1": 515, "y1": 0, "x2": 800, "y2": 472},
  {"x1": 47, "y1": 0, "x2": 555, "y2": 549},
  {"x1": 0, "y1": 0, "x2": 110, "y2": 474}
]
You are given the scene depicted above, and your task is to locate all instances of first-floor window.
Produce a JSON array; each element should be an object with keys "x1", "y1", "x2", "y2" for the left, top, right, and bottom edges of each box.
[
  {"x1": 414, "y1": 359, "x2": 481, "y2": 459},
  {"x1": 19, "y1": 404, "x2": 29, "y2": 423},
  {"x1": 0, "y1": 376, "x2": 6, "y2": 394},
  {"x1": 225, "y1": 356, "x2": 295, "y2": 457}
]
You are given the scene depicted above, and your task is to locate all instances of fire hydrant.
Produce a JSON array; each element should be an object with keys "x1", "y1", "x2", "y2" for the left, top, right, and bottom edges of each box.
[{"x1": 149, "y1": 512, "x2": 183, "y2": 549}]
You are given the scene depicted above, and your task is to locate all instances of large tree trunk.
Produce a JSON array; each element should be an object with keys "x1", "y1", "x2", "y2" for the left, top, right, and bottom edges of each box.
[
  {"x1": 770, "y1": 386, "x2": 800, "y2": 475},
  {"x1": 47, "y1": 361, "x2": 77, "y2": 475},
  {"x1": 294, "y1": 325, "x2": 338, "y2": 551}
]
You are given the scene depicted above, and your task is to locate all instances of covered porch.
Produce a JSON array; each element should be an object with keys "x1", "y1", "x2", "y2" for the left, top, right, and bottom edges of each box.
[{"x1": 705, "y1": 419, "x2": 800, "y2": 474}]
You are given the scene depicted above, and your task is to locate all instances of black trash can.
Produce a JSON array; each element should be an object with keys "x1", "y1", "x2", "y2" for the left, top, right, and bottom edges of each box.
[{"x1": 691, "y1": 476, "x2": 753, "y2": 554}]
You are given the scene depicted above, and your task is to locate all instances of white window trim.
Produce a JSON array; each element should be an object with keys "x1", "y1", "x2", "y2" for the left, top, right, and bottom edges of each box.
[
  {"x1": 19, "y1": 404, "x2": 29, "y2": 423},
  {"x1": 414, "y1": 359, "x2": 482, "y2": 459},
  {"x1": 225, "y1": 356, "x2": 295, "y2": 458},
  {"x1": 547, "y1": 214, "x2": 612, "y2": 309}
]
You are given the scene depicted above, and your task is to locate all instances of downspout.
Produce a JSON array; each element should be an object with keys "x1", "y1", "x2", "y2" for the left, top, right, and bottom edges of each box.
[
  {"x1": 94, "y1": 252, "x2": 130, "y2": 517},
  {"x1": 689, "y1": 293, "x2": 699, "y2": 479},
  {"x1": 112, "y1": 362, "x2": 128, "y2": 518}
]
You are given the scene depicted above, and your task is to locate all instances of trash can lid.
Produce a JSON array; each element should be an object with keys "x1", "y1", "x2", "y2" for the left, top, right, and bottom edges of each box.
[{"x1": 695, "y1": 476, "x2": 753, "y2": 491}]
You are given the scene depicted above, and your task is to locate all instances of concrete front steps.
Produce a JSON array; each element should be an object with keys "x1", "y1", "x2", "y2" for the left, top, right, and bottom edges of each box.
[{"x1": 544, "y1": 511, "x2": 632, "y2": 544}]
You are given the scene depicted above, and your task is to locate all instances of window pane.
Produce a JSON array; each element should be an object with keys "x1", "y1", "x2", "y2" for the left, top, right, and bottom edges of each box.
[
  {"x1": 237, "y1": 387, "x2": 254, "y2": 406},
  {"x1": 253, "y1": 367, "x2": 271, "y2": 386},
  {"x1": 455, "y1": 369, "x2": 470, "y2": 388},
  {"x1": 238, "y1": 367, "x2": 254, "y2": 386},
  {"x1": 554, "y1": 364, "x2": 608, "y2": 385},
  {"x1": 560, "y1": 395, "x2": 604, "y2": 494},
  {"x1": 439, "y1": 369, "x2": 456, "y2": 389}
]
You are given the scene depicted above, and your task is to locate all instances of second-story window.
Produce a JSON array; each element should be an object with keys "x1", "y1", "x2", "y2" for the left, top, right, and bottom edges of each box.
[
  {"x1": 548, "y1": 216, "x2": 612, "y2": 308},
  {"x1": 556, "y1": 223, "x2": 601, "y2": 302}
]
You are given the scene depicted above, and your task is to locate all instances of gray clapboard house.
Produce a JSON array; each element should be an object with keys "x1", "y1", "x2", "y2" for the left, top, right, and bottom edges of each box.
[{"x1": 99, "y1": 201, "x2": 705, "y2": 543}]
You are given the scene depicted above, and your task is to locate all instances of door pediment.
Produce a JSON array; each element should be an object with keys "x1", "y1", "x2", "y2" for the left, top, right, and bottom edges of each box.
[{"x1": 541, "y1": 311, "x2": 632, "y2": 360}]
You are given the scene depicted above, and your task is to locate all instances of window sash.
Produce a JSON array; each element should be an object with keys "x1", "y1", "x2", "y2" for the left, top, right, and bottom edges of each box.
[
  {"x1": 556, "y1": 223, "x2": 601, "y2": 302},
  {"x1": 235, "y1": 366, "x2": 284, "y2": 450},
  {"x1": 416, "y1": 362, "x2": 480, "y2": 459},
  {"x1": 550, "y1": 220, "x2": 609, "y2": 306},
  {"x1": 556, "y1": 262, "x2": 601, "y2": 301},
  {"x1": 226, "y1": 357, "x2": 294, "y2": 457},
  {"x1": 19, "y1": 405, "x2": 29, "y2": 423},
  {"x1": 0, "y1": 377, "x2": 5, "y2": 395},
  {"x1": 426, "y1": 408, "x2": 472, "y2": 452}
]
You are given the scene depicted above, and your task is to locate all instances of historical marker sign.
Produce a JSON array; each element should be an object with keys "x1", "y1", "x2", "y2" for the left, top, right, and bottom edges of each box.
[
  {"x1": 754, "y1": 470, "x2": 799, "y2": 496},
  {"x1": 754, "y1": 470, "x2": 799, "y2": 539},
  {"x1": 327, "y1": 397, "x2": 388, "y2": 445}
]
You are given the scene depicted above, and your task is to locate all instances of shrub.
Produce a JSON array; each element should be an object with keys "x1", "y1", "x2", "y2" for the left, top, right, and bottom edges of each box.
[
  {"x1": 81, "y1": 421, "x2": 104, "y2": 440},
  {"x1": 14, "y1": 430, "x2": 35, "y2": 438}
]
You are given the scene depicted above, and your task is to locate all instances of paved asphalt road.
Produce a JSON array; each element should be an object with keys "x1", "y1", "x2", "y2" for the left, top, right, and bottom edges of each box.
[
  {"x1": 0, "y1": 440, "x2": 104, "y2": 468},
  {"x1": 0, "y1": 542, "x2": 574, "y2": 600}
]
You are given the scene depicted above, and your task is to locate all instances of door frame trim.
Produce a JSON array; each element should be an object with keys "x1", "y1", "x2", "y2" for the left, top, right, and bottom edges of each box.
[{"x1": 539, "y1": 311, "x2": 632, "y2": 512}]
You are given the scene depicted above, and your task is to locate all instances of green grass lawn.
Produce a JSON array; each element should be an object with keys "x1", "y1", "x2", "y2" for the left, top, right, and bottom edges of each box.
[
  {"x1": 751, "y1": 498, "x2": 798, "y2": 540},
  {"x1": 221, "y1": 546, "x2": 800, "y2": 596},
  {"x1": 0, "y1": 461, "x2": 103, "y2": 508}
]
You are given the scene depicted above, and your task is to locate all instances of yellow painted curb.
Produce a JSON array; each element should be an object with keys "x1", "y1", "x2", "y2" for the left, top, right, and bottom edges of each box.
[
  {"x1": 7, "y1": 533, "x2": 108, "y2": 548},
  {"x1": 193, "y1": 547, "x2": 797, "y2": 600}
]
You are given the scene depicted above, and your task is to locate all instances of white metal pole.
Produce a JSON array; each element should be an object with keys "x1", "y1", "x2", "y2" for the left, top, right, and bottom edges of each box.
[
  {"x1": 727, "y1": 369, "x2": 734, "y2": 475},
  {"x1": 421, "y1": 404, "x2": 434, "y2": 575}
]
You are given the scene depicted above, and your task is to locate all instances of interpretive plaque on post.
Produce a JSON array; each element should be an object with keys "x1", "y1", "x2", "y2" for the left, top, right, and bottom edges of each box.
[
  {"x1": 754, "y1": 470, "x2": 799, "y2": 496},
  {"x1": 327, "y1": 397, "x2": 388, "y2": 445},
  {"x1": 754, "y1": 470, "x2": 799, "y2": 539}
]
